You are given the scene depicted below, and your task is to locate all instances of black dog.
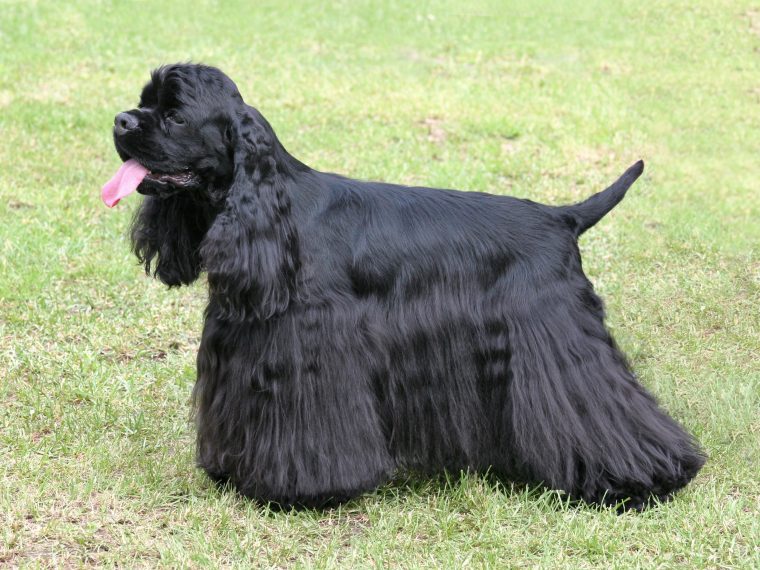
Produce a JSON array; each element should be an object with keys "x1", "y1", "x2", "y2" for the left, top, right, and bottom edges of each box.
[{"x1": 104, "y1": 63, "x2": 704, "y2": 510}]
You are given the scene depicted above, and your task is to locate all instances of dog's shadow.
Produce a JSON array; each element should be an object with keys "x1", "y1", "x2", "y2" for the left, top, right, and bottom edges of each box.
[{"x1": 203, "y1": 470, "x2": 650, "y2": 517}]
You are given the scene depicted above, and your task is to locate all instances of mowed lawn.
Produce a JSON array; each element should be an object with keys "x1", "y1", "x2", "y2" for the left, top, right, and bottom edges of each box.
[{"x1": 1, "y1": 0, "x2": 758, "y2": 567}]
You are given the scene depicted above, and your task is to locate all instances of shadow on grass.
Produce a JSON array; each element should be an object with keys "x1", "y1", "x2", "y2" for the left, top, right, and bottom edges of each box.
[{"x1": 196, "y1": 467, "x2": 659, "y2": 518}]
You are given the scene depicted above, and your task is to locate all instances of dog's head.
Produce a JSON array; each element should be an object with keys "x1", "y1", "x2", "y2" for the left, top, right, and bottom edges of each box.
[
  {"x1": 110, "y1": 64, "x2": 301, "y2": 320},
  {"x1": 109, "y1": 63, "x2": 273, "y2": 201}
]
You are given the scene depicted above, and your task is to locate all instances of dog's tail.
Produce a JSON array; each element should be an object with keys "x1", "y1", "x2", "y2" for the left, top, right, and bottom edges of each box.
[{"x1": 560, "y1": 160, "x2": 644, "y2": 236}]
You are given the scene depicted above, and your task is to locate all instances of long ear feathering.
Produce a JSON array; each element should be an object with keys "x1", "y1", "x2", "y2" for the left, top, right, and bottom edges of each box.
[
  {"x1": 130, "y1": 194, "x2": 213, "y2": 287},
  {"x1": 200, "y1": 107, "x2": 301, "y2": 321}
]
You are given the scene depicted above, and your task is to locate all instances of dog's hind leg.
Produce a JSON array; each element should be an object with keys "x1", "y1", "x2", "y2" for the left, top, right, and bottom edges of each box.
[{"x1": 503, "y1": 283, "x2": 705, "y2": 510}]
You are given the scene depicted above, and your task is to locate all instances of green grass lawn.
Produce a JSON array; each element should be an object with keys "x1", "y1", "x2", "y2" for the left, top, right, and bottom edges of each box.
[{"x1": 1, "y1": 0, "x2": 758, "y2": 567}]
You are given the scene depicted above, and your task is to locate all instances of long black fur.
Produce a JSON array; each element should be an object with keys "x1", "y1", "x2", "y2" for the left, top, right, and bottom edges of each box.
[{"x1": 113, "y1": 63, "x2": 705, "y2": 511}]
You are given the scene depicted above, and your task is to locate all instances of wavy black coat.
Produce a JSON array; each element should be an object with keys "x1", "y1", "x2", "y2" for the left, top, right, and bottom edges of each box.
[{"x1": 122, "y1": 64, "x2": 704, "y2": 510}]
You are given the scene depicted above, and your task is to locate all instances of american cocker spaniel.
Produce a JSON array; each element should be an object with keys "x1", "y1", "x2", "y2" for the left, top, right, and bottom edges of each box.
[{"x1": 102, "y1": 63, "x2": 704, "y2": 510}]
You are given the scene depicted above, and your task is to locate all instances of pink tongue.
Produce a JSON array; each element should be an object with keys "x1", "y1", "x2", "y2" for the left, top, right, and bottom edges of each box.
[{"x1": 101, "y1": 159, "x2": 150, "y2": 207}]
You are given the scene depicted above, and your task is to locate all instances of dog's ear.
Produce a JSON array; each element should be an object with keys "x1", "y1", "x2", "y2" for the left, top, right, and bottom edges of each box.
[
  {"x1": 131, "y1": 194, "x2": 211, "y2": 287},
  {"x1": 200, "y1": 106, "x2": 300, "y2": 321}
]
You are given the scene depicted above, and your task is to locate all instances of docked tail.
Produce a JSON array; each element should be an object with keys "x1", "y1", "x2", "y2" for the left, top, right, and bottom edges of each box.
[{"x1": 561, "y1": 160, "x2": 644, "y2": 236}]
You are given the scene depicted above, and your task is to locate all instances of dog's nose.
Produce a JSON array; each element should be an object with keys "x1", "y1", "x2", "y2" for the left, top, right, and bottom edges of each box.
[{"x1": 114, "y1": 112, "x2": 139, "y2": 136}]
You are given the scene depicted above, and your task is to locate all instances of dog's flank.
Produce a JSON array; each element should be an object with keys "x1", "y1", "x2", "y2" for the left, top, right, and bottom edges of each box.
[{"x1": 111, "y1": 63, "x2": 705, "y2": 510}]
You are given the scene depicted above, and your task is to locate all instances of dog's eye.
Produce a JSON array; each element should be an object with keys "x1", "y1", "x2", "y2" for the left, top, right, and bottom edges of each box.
[{"x1": 166, "y1": 112, "x2": 185, "y2": 125}]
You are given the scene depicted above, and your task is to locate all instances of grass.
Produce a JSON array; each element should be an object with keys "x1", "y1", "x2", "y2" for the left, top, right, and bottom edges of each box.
[{"x1": 1, "y1": 0, "x2": 758, "y2": 567}]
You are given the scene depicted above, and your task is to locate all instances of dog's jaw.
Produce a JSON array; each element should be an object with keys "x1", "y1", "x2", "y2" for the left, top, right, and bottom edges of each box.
[
  {"x1": 137, "y1": 169, "x2": 203, "y2": 197},
  {"x1": 102, "y1": 151, "x2": 205, "y2": 206}
]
